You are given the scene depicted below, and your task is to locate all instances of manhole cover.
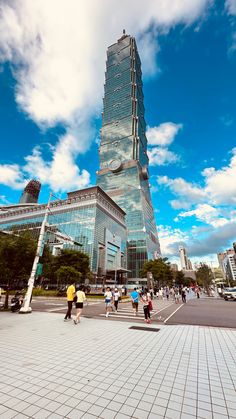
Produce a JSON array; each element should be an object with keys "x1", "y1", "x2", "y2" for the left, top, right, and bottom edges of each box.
[{"x1": 129, "y1": 326, "x2": 160, "y2": 332}]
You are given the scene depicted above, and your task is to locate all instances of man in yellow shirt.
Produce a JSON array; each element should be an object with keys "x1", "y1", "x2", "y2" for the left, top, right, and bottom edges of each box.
[{"x1": 64, "y1": 281, "x2": 75, "y2": 321}]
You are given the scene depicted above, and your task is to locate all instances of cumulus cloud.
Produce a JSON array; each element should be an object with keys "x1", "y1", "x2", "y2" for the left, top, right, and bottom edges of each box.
[
  {"x1": 147, "y1": 122, "x2": 182, "y2": 166},
  {"x1": 23, "y1": 134, "x2": 91, "y2": 192},
  {"x1": 226, "y1": 0, "x2": 236, "y2": 15},
  {"x1": 0, "y1": 164, "x2": 26, "y2": 190},
  {"x1": 158, "y1": 224, "x2": 189, "y2": 257},
  {"x1": 158, "y1": 149, "x2": 236, "y2": 208},
  {"x1": 158, "y1": 175, "x2": 206, "y2": 203},
  {"x1": 187, "y1": 221, "x2": 236, "y2": 256},
  {"x1": 148, "y1": 147, "x2": 179, "y2": 166},
  {"x1": 147, "y1": 122, "x2": 183, "y2": 146},
  {"x1": 177, "y1": 204, "x2": 229, "y2": 227},
  {"x1": 0, "y1": 0, "x2": 211, "y2": 190}
]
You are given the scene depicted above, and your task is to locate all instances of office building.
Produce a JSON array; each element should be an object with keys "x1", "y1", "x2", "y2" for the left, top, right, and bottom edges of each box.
[
  {"x1": 19, "y1": 179, "x2": 41, "y2": 204},
  {"x1": 97, "y1": 31, "x2": 160, "y2": 279},
  {"x1": 218, "y1": 249, "x2": 236, "y2": 284},
  {"x1": 179, "y1": 245, "x2": 192, "y2": 270},
  {"x1": 0, "y1": 186, "x2": 127, "y2": 281}
]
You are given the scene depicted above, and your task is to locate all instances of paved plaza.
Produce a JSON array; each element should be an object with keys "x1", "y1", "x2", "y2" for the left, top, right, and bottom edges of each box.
[{"x1": 0, "y1": 312, "x2": 236, "y2": 419}]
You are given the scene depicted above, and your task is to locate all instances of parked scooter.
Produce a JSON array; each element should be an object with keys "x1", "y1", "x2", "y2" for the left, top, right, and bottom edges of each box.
[{"x1": 10, "y1": 292, "x2": 24, "y2": 312}]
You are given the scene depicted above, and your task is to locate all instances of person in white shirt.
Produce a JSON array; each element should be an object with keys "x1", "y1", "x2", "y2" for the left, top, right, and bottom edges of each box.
[
  {"x1": 104, "y1": 287, "x2": 113, "y2": 317},
  {"x1": 113, "y1": 288, "x2": 120, "y2": 312}
]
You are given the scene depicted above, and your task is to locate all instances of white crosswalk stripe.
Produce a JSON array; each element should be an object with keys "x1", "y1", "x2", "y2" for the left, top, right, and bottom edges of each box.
[{"x1": 99, "y1": 301, "x2": 174, "y2": 321}]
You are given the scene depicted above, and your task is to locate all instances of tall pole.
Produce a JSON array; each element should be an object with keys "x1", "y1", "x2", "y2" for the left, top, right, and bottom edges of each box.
[{"x1": 20, "y1": 192, "x2": 52, "y2": 313}]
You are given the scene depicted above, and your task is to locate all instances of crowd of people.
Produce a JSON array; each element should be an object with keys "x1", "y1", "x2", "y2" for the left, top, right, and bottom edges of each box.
[{"x1": 63, "y1": 281, "x2": 201, "y2": 325}]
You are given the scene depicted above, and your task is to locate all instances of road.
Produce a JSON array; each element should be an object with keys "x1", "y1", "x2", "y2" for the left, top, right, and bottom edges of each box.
[{"x1": 30, "y1": 293, "x2": 236, "y2": 328}]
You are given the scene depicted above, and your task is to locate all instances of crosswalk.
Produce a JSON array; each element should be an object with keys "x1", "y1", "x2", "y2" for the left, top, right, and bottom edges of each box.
[{"x1": 99, "y1": 300, "x2": 174, "y2": 321}]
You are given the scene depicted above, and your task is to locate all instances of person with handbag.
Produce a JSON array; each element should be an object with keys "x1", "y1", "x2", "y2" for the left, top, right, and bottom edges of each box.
[
  {"x1": 141, "y1": 292, "x2": 151, "y2": 324},
  {"x1": 74, "y1": 285, "x2": 87, "y2": 324}
]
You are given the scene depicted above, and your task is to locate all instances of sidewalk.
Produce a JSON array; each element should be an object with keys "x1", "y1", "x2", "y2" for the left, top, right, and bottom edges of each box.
[{"x1": 0, "y1": 312, "x2": 235, "y2": 419}]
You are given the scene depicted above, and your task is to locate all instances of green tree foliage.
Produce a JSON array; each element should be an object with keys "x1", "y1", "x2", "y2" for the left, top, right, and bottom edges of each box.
[
  {"x1": 0, "y1": 232, "x2": 36, "y2": 308},
  {"x1": 174, "y1": 270, "x2": 185, "y2": 285},
  {"x1": 56, "y1": 266, "x2": 81, "y2": 288},
  {"x1": 196, "y1": 263, "x2": 213, "y2": 294},
  {"x1": 140, "y1": 258, "x2": 173, "y2": 287},
  {"x1": 43, "y1": 249, "x2": 91, "y2": 285}
]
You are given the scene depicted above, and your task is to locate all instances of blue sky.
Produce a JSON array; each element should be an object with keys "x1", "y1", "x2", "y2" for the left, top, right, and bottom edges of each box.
[{"x1": 0, "y1": 0, "x2": 236, "y2": 266}]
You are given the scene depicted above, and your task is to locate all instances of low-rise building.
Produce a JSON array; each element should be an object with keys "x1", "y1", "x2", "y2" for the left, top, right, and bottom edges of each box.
[{"x1": 0, "y1": 186, "x2": 127, "y2": 282}]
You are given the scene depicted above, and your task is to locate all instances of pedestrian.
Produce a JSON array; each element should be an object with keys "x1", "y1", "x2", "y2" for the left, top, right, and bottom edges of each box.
[
  {"x1": 64, "y1": 280, "x2": 75, "y2": 321},
  {"x1": 74, "y1": 285, "x2": 87, "y2": 324},
  {"x1": 181, "y1": 287, "x2": 186, "y2": 303},
  {"x1": 174, "y1": 287, "x2": 180, "y2": 304},
  {"x1": 159, "y1": 288, "x2": 163, "y2": 300},
  {"x1": 166, "y1": 286, "x2": 170, "y2": 301},
  {"x1": 141, "y1": 292, "x2": 151, "y2": 324},
  {"x1": 104, "y1": 286, "x2": 113, "y2": 318},
  {"x1": 196, "y1": 287, "x2": 200, "y2": 298},
  {"x1": 113, "y1": 288, "x2": 120, "y2": 312},
  {"x1": 130, "y1": 287, "x2": 139, "y2": 316}
]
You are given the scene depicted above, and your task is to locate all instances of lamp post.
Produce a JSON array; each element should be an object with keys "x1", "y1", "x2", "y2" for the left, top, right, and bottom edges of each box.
[{"x1": 20, "y1": 192, "x2": 52, "y2": 313}]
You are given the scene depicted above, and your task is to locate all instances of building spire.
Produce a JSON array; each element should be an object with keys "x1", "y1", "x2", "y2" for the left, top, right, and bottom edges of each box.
[{"x1": 118, "y1": 29, "x2": 128, "y2": 42}]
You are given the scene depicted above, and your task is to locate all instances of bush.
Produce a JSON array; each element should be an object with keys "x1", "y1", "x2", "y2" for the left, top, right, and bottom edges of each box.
[{"x1": 32, "y1": 289, "x2": 59, "y2": 297}]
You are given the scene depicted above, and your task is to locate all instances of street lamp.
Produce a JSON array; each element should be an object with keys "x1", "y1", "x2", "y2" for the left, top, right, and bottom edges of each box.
[{"x1": 20, "y1": 193, "x2": 52, "y2": 313}]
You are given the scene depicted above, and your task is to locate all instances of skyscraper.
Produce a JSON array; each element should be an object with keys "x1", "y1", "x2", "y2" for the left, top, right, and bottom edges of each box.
[
  {"x1": 19, "y1": 179, "x2": 41, "y2": 204},
  {"x1": 179, "y1": 245, "x2": 192, "y2": 270},
  {"x1": 97, "y1": 31, "x2": 160, "y2": 279}
]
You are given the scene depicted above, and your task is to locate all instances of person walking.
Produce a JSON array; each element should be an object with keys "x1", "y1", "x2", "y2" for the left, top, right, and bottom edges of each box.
[
  {"x1": 104, "y1": 287, "x2": 113, "y2": 318},
  {"x1": 174, "y1": 287, "x2": 180, "y2": 304},
  {"x1": 130, "y1": 287, "x2": 139, "y2": 316},
  {"x1": 141, "y1": 292, "x2": 151, "y2": 324},
  {"x1": 181, "y1": 287, "x2": 186, "y2": 303},
  {"x1": 64, "y1": 281, "x2": 75, "y2": 321},
  {"x1": 113, "y1": 288, "x2": 120, "y2": 312},
  {"x1": 166, "y1": 286, "x2": 170, "y2": 301},
  {"x1": 74, "y1": 285, "x2": 87, "y2": 324}
]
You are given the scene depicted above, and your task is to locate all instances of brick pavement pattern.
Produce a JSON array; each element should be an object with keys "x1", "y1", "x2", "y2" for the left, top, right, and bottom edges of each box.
[{"x1": 0, "y1": 312, "x2": 235, "y2": 419}]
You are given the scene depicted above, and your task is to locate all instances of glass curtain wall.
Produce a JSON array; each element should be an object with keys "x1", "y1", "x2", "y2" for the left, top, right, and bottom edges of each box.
[{"x1": 97, "y1": 33, "x2": 161, "y2": 279}]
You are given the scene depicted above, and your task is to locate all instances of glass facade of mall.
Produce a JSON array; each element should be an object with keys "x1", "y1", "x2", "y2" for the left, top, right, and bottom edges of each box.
[
  {"x1": 97, "y1": 33, "x2": 160, "y2": 278},
  {"x1": 0, "y1": 187, "x2": 127, "y2": 278}
]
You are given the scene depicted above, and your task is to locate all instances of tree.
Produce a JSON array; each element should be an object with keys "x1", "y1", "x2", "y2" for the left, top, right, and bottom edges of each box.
[
  {"x1": 140, "y1": 258, "x2": 173, "y2": 287},
  {"x1": 43, "y1": 249, "x2": 91, "y2": 285},
  {"x1": 0, "y1": 232, "x2": 36, "y2": 308},
  {"x1": 196, "y1": 263, "x2": 213, "y2": 295},
  {"x1": 174, "y1": 270, "x2": 185, "y2": 285},
  {"x1": 56, "y1": 266, "x2": 81, "y2": 288}
]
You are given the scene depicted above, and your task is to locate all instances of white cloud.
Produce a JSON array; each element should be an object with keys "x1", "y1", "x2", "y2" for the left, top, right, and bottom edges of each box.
[
  {"x1": 147, "y1": 122, "x2": 182, "y2": 166},
  {"x1": 23, "y1": 134, "x2": 91, "y2": 192},
  {"x1": 157, "y1": 224, "x2": 189, "y2": 257},
  {"x1": 226, "y1": 0, "x2": 236, "y2": 15},
  {"x1": 148, "y1": 147, "x2": 179, "y2": 166},
  {"x1": 0, "y1": 164, "x2": 26, "y2": 190},
  {"x1": 158, "y1": 175, "x2": 206, "y2": 203},
  {"x1": 158, "y1": 150, "x2": 236, "y2": 207},
  {"x1": 177, "y1": 204, "x2": 229, "y2": 227},
  {"x1": 202, "y1": 148, "x2": 236, "y2": 205},
  {"x1": 147, "y1": 122, "x2": 183, "y2": 146},
  {"x1": 0, "y1": 0, "x2": 211, "y2": 190}
]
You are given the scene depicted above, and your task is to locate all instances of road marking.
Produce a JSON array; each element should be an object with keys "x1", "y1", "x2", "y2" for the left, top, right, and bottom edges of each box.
[
  {"x1": 151, "y1": 303, "x2": 174, "y2": 318},
  {"x1": 47, "y1": 307, "x2": 67, "y2": 312},
  {"x1": 164, "y1": 304, "x2": 184, "y2": 323}
]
